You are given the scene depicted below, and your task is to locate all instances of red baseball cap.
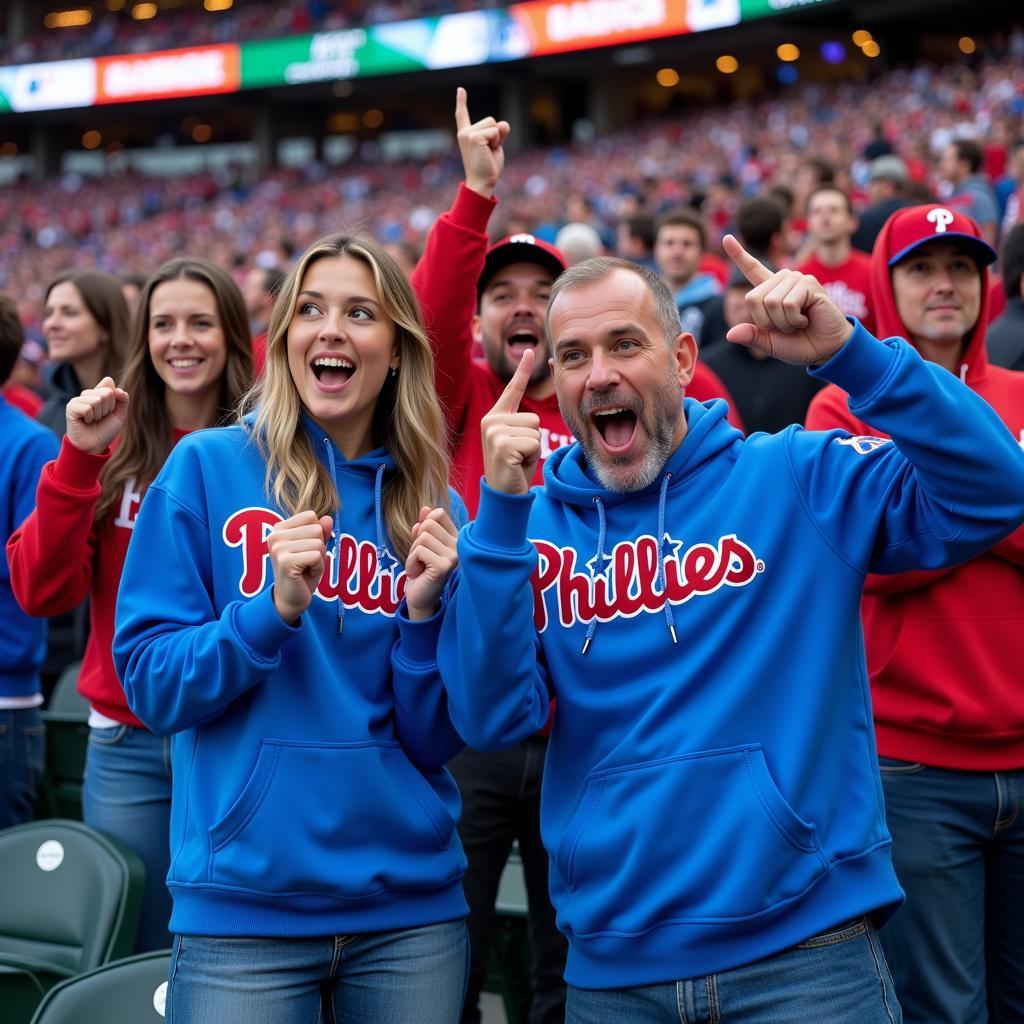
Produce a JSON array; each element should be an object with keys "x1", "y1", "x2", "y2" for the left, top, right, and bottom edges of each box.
[
  {"x1": 884, "y1": 204, "x2": 997, "y2": 268},
  {"x1": 477, "y1": 234, "x2": 567, "y2": 297}
]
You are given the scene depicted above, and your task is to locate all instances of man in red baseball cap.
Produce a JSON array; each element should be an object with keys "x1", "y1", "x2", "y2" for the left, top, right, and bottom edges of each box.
[{"x1": 807, "y1": 205, "x2": 1024, "y2": 1023}]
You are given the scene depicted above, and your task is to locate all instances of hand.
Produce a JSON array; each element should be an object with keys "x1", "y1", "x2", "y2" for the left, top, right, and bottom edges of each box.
[
  {"x1": 455, "y1": 86, "x2": 511, "y2": 199},
  {"x1": 267, "y1": 511, "x2": 333, "y2": 624},
  {"x1": 723, "y1": 234, "x2": 853, "y2": 365},
  {"x1": 481, "y1": 349, "x2": 541, "y2": 495},
  {"x1": 65, "y1": 376, "x2": 129, "y2": 455},
  {"x1": 404, "y1": 506, "x2": 459, "y2": 620}
]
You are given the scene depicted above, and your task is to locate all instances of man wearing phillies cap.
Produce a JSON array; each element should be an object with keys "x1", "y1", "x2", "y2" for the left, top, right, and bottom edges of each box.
[{"x1": 808, "y1": 205, "x2": 1024, "y2": 1022}]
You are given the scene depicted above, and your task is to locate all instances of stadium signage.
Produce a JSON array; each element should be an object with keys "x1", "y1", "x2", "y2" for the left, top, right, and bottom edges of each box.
[{"x1": 96, "y1": 44, "x2": 240, "y2": 104}]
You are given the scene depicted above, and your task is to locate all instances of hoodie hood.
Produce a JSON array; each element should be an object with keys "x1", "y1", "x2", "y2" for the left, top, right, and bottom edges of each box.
[{"x1": 871, "y1": 204, "x2": 993, "y2": 384}]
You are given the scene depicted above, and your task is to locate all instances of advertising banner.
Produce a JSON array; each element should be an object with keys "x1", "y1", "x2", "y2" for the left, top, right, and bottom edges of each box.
[{"x1": 96, "y1": 44, "x2": 239, "y2": 104}]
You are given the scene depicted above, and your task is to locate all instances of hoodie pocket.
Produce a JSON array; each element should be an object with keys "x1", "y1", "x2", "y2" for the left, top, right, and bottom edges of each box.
[
  {"x1": 208, "y1": 740, "x2": 462, "y2": 897},
  {"x1": 554, "y1": 745, "x2": 827, "y2": 937}
]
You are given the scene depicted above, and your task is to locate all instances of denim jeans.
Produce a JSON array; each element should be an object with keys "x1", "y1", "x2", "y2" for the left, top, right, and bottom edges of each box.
[
  {"x1": 878, "y1": 759, "x2": 1024, "y2": 1024},
  {"x1": 83, "y1": 723, "x2": 173, "y2": 953},
  {"x1": 565, "y1": 918, "x2": 901, "y2": 1024},
  {"x1": 0, "y1": 707, "x2": 45, "y2": 830},
  {"x1": 449, "y1": 738, "x2": 568, "y2": 1024},
  {"x1": 165, "y1": 920, "x2": 469, "y2": 1023}
]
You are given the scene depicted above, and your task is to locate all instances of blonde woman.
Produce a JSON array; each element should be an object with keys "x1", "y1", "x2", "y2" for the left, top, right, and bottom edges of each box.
[{"x1": 113, "y1": 234, "x2": 469, "y2": 1022}]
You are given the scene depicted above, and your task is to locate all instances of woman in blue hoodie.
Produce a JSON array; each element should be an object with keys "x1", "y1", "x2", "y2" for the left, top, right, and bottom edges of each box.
[{"x1": 114, "y1": 234, "x2": 469, "y2": 1022}]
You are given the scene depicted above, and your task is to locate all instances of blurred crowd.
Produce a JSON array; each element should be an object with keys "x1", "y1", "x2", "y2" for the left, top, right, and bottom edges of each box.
[{"x1": 2, "y1": 0, "x2": 504, "y2": 65}]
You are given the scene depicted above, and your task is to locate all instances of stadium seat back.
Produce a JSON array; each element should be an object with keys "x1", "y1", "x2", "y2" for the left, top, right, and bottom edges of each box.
[
  {"x1": 0, "y1": 820, "x2": 144, "y2": 973},
  {"x1": 29, "y1": 951, "x2": 172, "y2": 1024},
  {"x1": 39, "y1": 663, "x2": 89, "y2": 820}
]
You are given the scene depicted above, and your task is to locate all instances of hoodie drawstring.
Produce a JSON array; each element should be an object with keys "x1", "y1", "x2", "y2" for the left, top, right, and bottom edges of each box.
[
  {"x1": 321, "y1": 436, "x2": 346, "y2": 634},
  {"x1": 960, "y1": 363, "x2": 969, "y2": 384},
  {"x1": 581, "y1": 472, "x2": 676, "y2": 655}
]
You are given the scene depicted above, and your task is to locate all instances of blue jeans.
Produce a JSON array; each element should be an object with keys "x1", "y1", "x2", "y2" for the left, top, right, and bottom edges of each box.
[
  {"x1": 566, "y1": 918, "x2": 901, "y2": 1023},
  {"x1": 83, "y1": 723, "x2": 173, "y2": 953},
  {"x1": 165, "y1": 920, "x2": 469, "y2": 1023},
  {"x1": 0, "y1": 707, "x2": 45, "y2": 830},
  {"x1": 879, "y1": 759, "x2": 1024, "y2": 1024}
]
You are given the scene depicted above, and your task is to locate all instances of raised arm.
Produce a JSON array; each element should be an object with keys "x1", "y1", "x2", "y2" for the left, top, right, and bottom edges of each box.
[{"x1": 410, "y1": 88, "x2": 507, "y2": 431}]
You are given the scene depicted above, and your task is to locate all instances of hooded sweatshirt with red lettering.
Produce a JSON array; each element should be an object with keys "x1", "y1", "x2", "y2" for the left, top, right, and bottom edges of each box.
[
  {"x1": 411, "y1": 184, "x2": 743, "y2": 516},
  {"x1": 806, "y1": 205, "x2": 1024, "y2": 770},
  {"x1": 7, "y1": 432, "x2": 187, "y2": 726}
]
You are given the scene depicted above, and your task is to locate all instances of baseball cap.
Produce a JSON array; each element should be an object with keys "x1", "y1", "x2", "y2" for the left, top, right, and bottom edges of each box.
[
  {"x1": 477, "y1": 234, "x2": 567, "y2": 297},
  {"x1": 885, "y1": 204, "x2": 997, "y2": 268},
  {"x1": 867, "y1": 155, "x2": 909, "y2": 186}
]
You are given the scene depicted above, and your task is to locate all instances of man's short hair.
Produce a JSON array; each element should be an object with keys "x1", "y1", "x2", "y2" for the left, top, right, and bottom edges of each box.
[
  {"x1": 736, "y1": 197, "x2": 785, "y2": 255},
  {"x1": 1000, "y1": 223, "x2": 1024, "y2": 300},
  {"x1": 0, "y1": 293, "x2": 25, "y2": 387},
  {"x1": 626, "y1": 214, "x2": 656, "y2": 251},
  {"x1": 807, "y1": 186, "x2": 854, "y2": 216},
  {"x1": 952, "y1": 138, "x2": 984, "y2": 175},
  {"x1": 655, "y1": 208, "x2": 707, "y2": 251},
  {"x1": 547, "y1": 257, "x2": 682, "y2": 349},
  {"x1": 800, "y1": 156, "x2": 835, "y2": 186}
]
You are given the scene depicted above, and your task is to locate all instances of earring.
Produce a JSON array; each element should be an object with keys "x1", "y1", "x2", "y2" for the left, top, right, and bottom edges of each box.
[{"x1": 390, "y1": 366, "x2": 398, "y2": 378}]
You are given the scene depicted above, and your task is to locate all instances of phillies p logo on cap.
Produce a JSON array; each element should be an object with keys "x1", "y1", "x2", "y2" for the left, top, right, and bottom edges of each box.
[{"x1": 926, "y1": 208, "x2": 955, "y2": 233}]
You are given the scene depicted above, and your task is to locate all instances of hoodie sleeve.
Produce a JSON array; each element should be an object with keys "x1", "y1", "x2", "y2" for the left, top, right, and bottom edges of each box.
[
  {"x1": 113, "y1": 467, "x2": 298, "y2": 736},
  {"x1": 410, "y1": 184, "x2": 497, "y2": 433},
  {"x1": 786, "y1": 321, "x2": 1024, "y2": 575},
  {"x1": 6, "y1": 437, "x2": 106, "y2": 616},
  {"x1": 439, "y1": 482, "x2": 552, "y2": 751}
]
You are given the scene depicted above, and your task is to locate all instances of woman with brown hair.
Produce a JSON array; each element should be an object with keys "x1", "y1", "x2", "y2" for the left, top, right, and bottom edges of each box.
[
  {"x1": 113, "y1": 234, "x2": 470, "y2": 1021},
  {"x1": 36, "y1": 269, "x2": 130, "y2": 436},
  {"x1": 8, "y1": 257, "x2": 252, "y2": 953}
]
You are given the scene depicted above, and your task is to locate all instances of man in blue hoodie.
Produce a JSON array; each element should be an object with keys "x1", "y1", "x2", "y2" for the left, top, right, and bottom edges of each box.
[
  {"x1": 0, "y1": 294, "x2": 58, "y2": 828},
  {"x1": 440, "y1": 237, "x2": 1024, "y2": 1022}
]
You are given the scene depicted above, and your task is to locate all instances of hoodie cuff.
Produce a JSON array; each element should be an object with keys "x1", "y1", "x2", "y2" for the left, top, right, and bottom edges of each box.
[
  {"x1": 808, "y1": 319, "x2": 900, "y2": 401},
  {"x1": 450, "y1": 182, "x2": 498, "y2": 234},
  {"x1": 395, "y1": 601, "x2": 443, "y2": 666},
  {"x1": 469, "y1": 481, "x2": 536, "y2": 551},
  {"x1": 51, "y1": 435, "x2": 110, "y2": 492},
  {"x1": 233, "y1": 586, "x2": 301, "y2": 663}
]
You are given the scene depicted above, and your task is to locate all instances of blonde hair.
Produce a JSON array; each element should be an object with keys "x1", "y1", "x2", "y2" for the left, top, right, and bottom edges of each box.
[{"x1": 241, "y1": 233, "x2": 450, "y2": 560}]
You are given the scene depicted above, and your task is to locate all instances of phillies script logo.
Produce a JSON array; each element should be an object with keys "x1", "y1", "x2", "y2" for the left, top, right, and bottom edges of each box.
[
  {"x1": 529, "y1": 534, "x2": 763, "y2": 632},
  {"x1": 223, "y1": 507, "x2": 405, "y2": 615}
]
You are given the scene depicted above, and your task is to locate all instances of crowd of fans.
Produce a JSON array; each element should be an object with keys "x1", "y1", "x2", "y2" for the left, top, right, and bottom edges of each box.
[{"x1": 2, "y1": 0, "x2": 504, "y2": 65}]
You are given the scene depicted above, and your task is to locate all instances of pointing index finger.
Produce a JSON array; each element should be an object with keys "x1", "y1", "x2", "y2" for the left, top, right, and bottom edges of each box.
[
  {"x1": 722, "y1": 233, "x2": 772, "y2": 287},
  {"x1": 455, "y1": 87, "x2": 471, "y2": 132},
  {"x1": 494, "y1": 348, "x2": 535, "y2": 414}
]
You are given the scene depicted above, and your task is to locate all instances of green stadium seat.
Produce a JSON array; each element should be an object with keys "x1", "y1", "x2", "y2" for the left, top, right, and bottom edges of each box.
[
  {"x1": 0, "y1": 820, "x2": 145, "y2": 1024},
  {"x1": 29, "y1": 951, "x2": 172, "y2": 1024},
  {"x1": 38, "y1": 662, "x2": 89, "y2": 821}
]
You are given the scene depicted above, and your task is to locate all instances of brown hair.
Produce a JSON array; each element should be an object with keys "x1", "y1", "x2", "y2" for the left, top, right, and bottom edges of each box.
[
  {"x1": 95, "y1": 258, "x2": 253, "y2": 523},
  {"x1": 0, "y1": 293, "x2": 24, "y2": 386}
]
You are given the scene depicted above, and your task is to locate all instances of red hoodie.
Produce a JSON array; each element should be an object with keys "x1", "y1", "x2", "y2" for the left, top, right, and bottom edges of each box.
[
  {"x1": 806, "y1": 207, "x2": 1024, "y2": 770},
  {"x1": 7, "y1": 432, "x2": 187, "y2": 726},
  {"x1": 411, "y1": 184, "x2": 742, "y2": 517}
]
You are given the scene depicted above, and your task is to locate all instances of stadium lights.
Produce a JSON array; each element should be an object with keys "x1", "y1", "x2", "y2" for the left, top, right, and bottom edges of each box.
[
  {"x1": 205, "y1": 0, "x2": 234, "y2": 10},
  {"x1": 1, "y1": 142, "x2": 18, "y2": 157},
  {"x1": 851, "y1": 30, "x2": 873, "y2": 47},
  {"x1": 44, "y1": 9, "x2": 93, "y2": 29},
  {"x1": 107, "y1": 0, "x2": 126, "y2": 9},
  {"x1": 959, "y1": 37, "x2": 976, "y2": 54},
  {"x1": 715, "y1": 55, "x2": 739, "y2": 74},
  {"x1": 776, "y1": 44, "x2": 799, "y2": 62},
  {"x1": 656, "y1": 68, "x2": 680, "y2": 87},
  {"x1": 192, "y1": 124, "x2": 213, "y2": 142},
  {"x1": 131, "y1": 3, "x2": 158, "y2": 19},
  {"x1": 862, "y1": 40, "x2": 881, "y2": 58},
  {"x1": 82, "y1": 130, "x2": 102, "y2": 149},
  {"x1": 362, "y1": 109, "x2": 384, "y2": 129}
]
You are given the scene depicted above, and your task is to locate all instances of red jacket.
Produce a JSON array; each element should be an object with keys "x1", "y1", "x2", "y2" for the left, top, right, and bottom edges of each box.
[
  {"x1": 411, "y1": 184, "x2": 741, "y2": 515},
  {"x1": 806, "y1": 213, "x2": 1024, "y2": 770},
  {"x1": 7, "y1": 433, "x2": 186, "y2": 726}
]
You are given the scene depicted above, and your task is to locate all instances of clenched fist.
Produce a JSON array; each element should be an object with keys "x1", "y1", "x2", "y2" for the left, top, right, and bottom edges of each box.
[
  {"x1": 404, "y1": 506, "x2": 459, "y2": 620},
  {"x1": 267, "y1": 511, "x2": 334, "y2": 624},
  {"x1": 65, "y1": 376, "x2": 129, "y2": 455}
]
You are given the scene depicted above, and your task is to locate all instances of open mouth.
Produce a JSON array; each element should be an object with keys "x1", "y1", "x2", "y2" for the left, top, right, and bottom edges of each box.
[
  {"x1": 591, "y1": 406, "x2": 638, "y2": 452},
  {"x1": 169, "y1": 357, "x2": 204, "y2": 370},
  {"x1": 505, "y1": 328, "x2": 540, "y2": 358},
  {"x1": 311, "y1": 355, "x2": 355, "y2": 387}
]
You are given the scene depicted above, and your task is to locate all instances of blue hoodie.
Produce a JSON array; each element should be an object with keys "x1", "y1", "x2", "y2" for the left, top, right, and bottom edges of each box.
[
  {"x1": 0, "y1": 396, "x2": 58, "y2": 698},
  {"x1": 440, "y1": 323, "x2": 1024, "y2": 989},
  {"x1": 113, "y1": 419, "x2": 468, "y2": 938}
]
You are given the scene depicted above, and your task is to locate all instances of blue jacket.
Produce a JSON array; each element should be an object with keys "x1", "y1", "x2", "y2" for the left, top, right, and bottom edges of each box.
[
  {"x1": 113, "y1": 421, "x2": 468, "y2": 937},
  {"x1": 0, "y1": 396, "x2": 58, "y2": 698},
  {"x1": 440, "y1": 323, "x2": 1024, "y2": 989}
]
